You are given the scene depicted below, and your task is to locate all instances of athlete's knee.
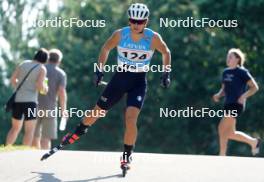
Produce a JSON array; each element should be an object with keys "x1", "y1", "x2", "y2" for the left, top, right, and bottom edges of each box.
[
  {"x1": 227, "y1": 130, "x2": 236, "y2": 138},
  {"x1": 94, "y1": 105, "x2": 107, "y2": 115},
  {"x1": 218, "y1": 126, "x2": 229, "y2": 138},
  {"x1": 126, "y1": 120, "x2": 137, "y2": 130},
  {"x1": 97, "y1": 97, "x2": 113, "y2": 111},
  {"x1": 125, "y1": 107, "x2": 140, "y2": 123},
  {"x1": 125, "y1": 112, "x2": 138, "y2": 123},
  {"x1": 218, "y1": 118, "x2": 228, "y2": 132},
  {"x1": 125, "y1": 116, "x2": 138, "y2": 129},
  {"x1": 221, "y1": 127, "x2": 233, "y2": 138}
]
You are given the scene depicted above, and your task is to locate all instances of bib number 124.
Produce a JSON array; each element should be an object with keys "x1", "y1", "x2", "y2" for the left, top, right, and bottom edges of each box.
[{"x1": 122, "y1": 51, "x2": 147, "y2": 60}]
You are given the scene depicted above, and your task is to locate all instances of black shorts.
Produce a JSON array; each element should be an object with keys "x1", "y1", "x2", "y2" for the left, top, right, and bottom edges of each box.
[
  {"x1": 12, "y1": 102, "x2": 37, "y2": 121},
  {"x1": 97, "y1": 71, "x2": 147, "y2": 110},
  {"x1": 223, "y1": 103, "x2": 244, "y2": 117}
]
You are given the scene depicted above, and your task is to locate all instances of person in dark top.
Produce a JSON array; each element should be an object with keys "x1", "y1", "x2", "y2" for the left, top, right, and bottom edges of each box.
[{"x1": 212, "y1": 48, "x2": 260, "y2": 156}]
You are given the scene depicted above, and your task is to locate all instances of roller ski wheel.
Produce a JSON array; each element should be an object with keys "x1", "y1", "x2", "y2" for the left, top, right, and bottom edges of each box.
[{"x1": 120, "y1": 161, "x2": 130, "y2": 177}]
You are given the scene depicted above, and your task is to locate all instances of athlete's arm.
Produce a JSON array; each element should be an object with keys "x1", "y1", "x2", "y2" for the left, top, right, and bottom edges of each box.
[
  {"x1": 213, "y1": 84, "x2": 225, "y2": 102},
  {"x1": 97, "y1": 29, "x2": 121, "y2": 70},
  {"x1": 152, "y1": 33, "x2": 171, "y2": 71},
  {"x1": 239, "y1": 78, "x2": 259, "y2": 102}
]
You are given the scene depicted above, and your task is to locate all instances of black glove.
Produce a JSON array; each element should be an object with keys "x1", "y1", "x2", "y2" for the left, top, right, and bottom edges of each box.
[
  {"x1": 160, "y1": 72, "x2": 171, "y2": 88},
  {"x1": 94, "y1": 68, "x2": 104, "y2": 87}
]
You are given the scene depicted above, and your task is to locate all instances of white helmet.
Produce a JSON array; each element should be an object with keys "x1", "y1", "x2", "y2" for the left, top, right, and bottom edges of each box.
[{"x1": 127, "y1": 3, "x2": 149, "y2": 20}]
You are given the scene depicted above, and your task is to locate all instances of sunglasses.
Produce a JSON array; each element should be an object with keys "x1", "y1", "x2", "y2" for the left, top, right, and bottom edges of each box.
[{"x1": 129, "y1": 18, "x2": 147, "y2": 25}]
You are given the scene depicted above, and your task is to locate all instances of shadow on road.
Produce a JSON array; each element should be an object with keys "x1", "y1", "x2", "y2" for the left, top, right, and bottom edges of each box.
[
  {"x1": 65, "y1": 174, "x2": 123, "y2": 182},
  {"x1": 27, "y1": 172, "x2": 122, "y2": 182},
  {"x1": 29, "y1": 172, "x2": 61, "y2": 182}
]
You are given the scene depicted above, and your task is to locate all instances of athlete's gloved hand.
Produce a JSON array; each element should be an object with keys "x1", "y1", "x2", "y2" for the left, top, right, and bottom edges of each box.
[
  {"x1": 160, "y1": 72, "x2": 171, "y2": 88},
  {"x1": 94, "y1": 68, "x2": 104, "y2": 87}
]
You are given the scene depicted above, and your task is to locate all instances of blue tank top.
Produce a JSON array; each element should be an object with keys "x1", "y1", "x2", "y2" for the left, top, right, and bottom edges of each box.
[{"x1": 117, "y1": 26, "x2": 155, "y2": 72}]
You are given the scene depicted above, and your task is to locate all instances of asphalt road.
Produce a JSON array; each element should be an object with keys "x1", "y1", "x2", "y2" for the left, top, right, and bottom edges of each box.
[{"x1": 0, "y1": 150, "x2": 263, "y2": 182}]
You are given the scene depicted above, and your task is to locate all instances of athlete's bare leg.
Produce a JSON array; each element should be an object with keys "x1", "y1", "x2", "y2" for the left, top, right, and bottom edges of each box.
[
  {"x1": 218, "y1": 116, "x2": 258, "y2": 156},
  {"x1": 124, "y1": 106, "x2": 140, "y2": 145}
]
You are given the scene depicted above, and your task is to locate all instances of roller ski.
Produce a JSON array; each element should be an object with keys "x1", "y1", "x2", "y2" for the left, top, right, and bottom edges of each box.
[
  {"x1": 120, "y1": 161, "x2": 130, "y2": 177},
  {"x1": 40, "y1": 122, "x2": 89, "y2": 161},
  {"x1": 40, "y1": 143, "x2": 63, "y2": 161},
  {"x1": 120, "y1": 155, "x2": 132, "y2": 177}
]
